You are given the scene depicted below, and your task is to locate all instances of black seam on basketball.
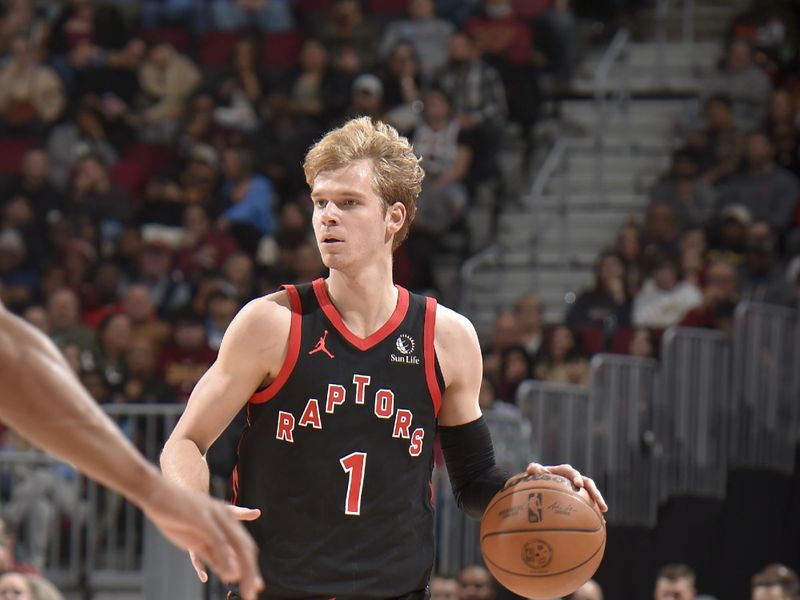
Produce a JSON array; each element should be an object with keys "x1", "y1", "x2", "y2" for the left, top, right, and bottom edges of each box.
[
  {"x1": 483, "y1": 486, "x2": 603, "y2": 524},
  {"x1": 481, "y1": 525, "x2": 604, "y2": 538},
  {"x1": 481, "y1": 528, "x2": 606, "y2": 578}
]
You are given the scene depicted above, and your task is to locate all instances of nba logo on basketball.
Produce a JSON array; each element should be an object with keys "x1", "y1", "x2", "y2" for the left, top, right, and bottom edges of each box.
[{"x1": 528, "y1": 493, "x2": 543, "y2": 523}]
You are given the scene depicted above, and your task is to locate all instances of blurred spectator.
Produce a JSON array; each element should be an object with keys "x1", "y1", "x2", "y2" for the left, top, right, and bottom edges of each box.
[
  {"x1": 81, "y1": 369, "x2": 112, "y2": 403},
  {"x1": 379, "y1": 0, "x2": 454, "y2": 77},
  {"x1": 274, "y1": 201, "x2": 312, "y2": 252},
  {"x1": 134, "y1": 240, "x2": 191, "y2": 316},
  {"x1": 213, "y1": 38, "x2": 264, "y2": 134},
  {"x1": 643, "y1": 202, "x2": 681, "y2": 258},
  {"x1": 430, "y1": 574, "x2": 459, "y2": 600},
  {"x1": 566, "y1": 250, "x2": 631, "y2": 332},
  {"x1": 122, "y1": 337, "x2": 175, "y2": 403},
  {"x1": 764, "y1": 89, "x2": 799, "y2": 175},
  {"x1": 221, "y1": 252, "x2": 257, "y2": 301},
  {"x1": 569, "y1": 579, "x2": 604, "y2": 600},
  {"x1": 204, "y1": 288, "x2": 240, "y2": 350},
  {"x1": 704, "y1": 38, "x2": 772, "y2": 131},
  {"x1": 482, "y1": 311, "x2": 521, "y2": 384},
  {"x1": 512, "y1": 293, "x2": 544, "y2": 356},
  {"x1": 22, "y1": 305, "x2": 51, "y2": 335},
  {"x1": 513, "y1": 0, "x2": 577, "y2": 84},
  {"x1": 0, "y1": 229, "x2": 37, "y2": 312},
  {"x1": 458, "y1": 565, "x2": 495, "y2": 600},
  {"x1": 157, "y1": 310, "x2": 216, "y2": 402},
  {"x1": 0, "y1": 517, "x2": 38, "y2": 575},
  {"x1": 96, "y1": 312, "x2": 133, "y2": 388},
  {"x1": 379, "y1": 42, "x2": 423, "y2": 134},
  {"x1": 0, "y1": 572, "x2": 65, "y2": 600},
  {"x1": 437, "y1": 31, "x2": 508, "y2": 184},
  {"x1": 751, "y1": 564, "x2": 799, "y2": 600},
  {"x1": 496, "y1": 345, "x2": 532, "y2": 402},
  {"x1": 346, "y1": 73, "x2": 386, "y2": 122},
  {"x1": 174, "y1": 205, "x2": 239, "y2": 280},
  {"x1": 315, "y1": 0, "x2": 380, "y2": 75},
  {"x1": 464, "y1": 0, "x2": 533, "y2": 67},
  {"x1": 716, "y1": 131, "x2": 799, "y2": 235},
  {"x1": 0, "y1": 30, "x2": 65, "y2": 134},
  {"x1": 121, "y1": 283, "x2": 172, "y2": 349},
  {"x1": 680, "y1": 259, "x2": 739, "y2": 331},
  {"x1": 616, "y1": 222, "x2": 645, "y2": 294},
  {"x1": 679, "y1": 226, "x2": 708, "y2": 287},
  {"x1": 210, "y1": 0, "x2": 294, "y2": 33},
  {"x1": 627, "y1": 327, "x2": 656, "y2": 358},
  {"x1": 287, "y1": 39, "x2": 350, "y2": 129},
  {"x1": 2, "y1": 149, "x2": 63, "y2": 230},
  {"x1": 534, "y1": 324, "x2": 588, "y2": 385},
  {"x1": 66, "y1": 154, "x2": 130, "y2": 247},
  {"x1": 290, "y1": 242, "x2": 325, "y2": 283},
  {"x1": 682, "y1": 95, "x2": 745, "y2": 186},
  {"x1": 738, "y1": 221, "x2": 794, "y2": 305},
  {"x1": 707, "y1": 204, "x2": 751, "y2": 266},
  {"x1": 218, "y1": 146, "x2": 276, "y2": 250},
  {"x1": 138, "y1": 0, "x2": 208, "y2": 31},
  {"x1": 81, "y1": 261, "x2": 125, "y2": 327},
  {"x1": 649, "y1": 148, "x2": 716, "y2": 229},
  {"x1": 135, "y1": 42, "x2": 201, "y2": 142},
  {"x1": 46, "y1": 96, "x2": 119, "y2": 189},
  {"x1": 411, "y1": 87, "x2": 472, "y2": 235},
  {"x1": 632, "y1": 254, "x2": 702, "y2": 328},
  {"x1": 47, "y1": 287, "x2": 96, "y2": 356},
  {"x1": 479, "y1": 374, "x2": 531, "y2": 471},
  {"x1": 654, "y1": 564, "x2": 697, "y2": 600}
]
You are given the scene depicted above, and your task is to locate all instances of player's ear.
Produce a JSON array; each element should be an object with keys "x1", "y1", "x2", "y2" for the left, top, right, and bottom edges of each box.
[{"x1": 387, "y1": 201, "x2": 406, "y2": 235}]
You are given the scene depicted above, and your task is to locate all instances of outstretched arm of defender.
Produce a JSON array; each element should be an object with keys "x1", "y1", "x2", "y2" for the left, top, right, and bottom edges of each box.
[
  {"x1": 0, "y1": 303, "x2": 263, "y2": 599},
  {"x1": 434, "y1": 306, "x2": 607, "y2": 519}
]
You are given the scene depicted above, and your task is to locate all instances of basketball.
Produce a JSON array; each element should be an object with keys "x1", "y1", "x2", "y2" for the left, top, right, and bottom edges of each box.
[{"x1": 480, "y1": 474, "x2": 606, "y2": 599}]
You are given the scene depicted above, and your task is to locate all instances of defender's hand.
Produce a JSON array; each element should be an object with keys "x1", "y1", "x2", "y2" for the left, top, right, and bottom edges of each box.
[{"x1": 506, "y1": 463, "x2": 608, "y2": 513}]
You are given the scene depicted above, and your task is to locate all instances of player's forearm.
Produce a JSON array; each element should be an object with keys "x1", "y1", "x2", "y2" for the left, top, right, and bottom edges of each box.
[
  {"x1": 160, "y1": 438, "x2": 212, "y2": 494},
  {"x1": 0, "y1": 308, "x2": 163, "y2": 508}
]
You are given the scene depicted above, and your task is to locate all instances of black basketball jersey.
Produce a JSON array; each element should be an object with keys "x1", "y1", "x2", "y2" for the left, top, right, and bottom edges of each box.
[{"x1": 232, "y1": 278, "x2": 444, "y2": 599}]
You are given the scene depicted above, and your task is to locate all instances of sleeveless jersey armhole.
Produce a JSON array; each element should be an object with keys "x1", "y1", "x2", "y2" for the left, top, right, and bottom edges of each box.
[
  {"x1": 423, "y1": 296, "x2": 444, "y2": 416},
  {"x1": 249, "y1": 285, "x2": 302, "y2": 404}
]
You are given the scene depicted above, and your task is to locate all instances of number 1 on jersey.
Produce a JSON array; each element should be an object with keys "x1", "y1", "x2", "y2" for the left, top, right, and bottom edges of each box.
[{"x1": 340, "y1": 452, "x2": 367, "y2": 515}]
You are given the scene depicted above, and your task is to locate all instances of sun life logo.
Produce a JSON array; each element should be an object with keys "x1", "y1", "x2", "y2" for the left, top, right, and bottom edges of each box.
[{"x1": 395, "y1": 334, "x2": 415, "y2": 355}]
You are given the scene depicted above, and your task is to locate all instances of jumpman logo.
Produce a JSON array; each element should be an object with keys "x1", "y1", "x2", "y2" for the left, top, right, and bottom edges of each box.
[{"x1": 309, "y1": 329, "x2": 334, "y2": 359}]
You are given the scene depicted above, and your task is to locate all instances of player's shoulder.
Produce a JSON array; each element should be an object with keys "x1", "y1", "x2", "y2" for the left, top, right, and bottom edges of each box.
[
  {"x1": 225, "y1": 289, "x2": 294, "y2": 342},
  {"x1": 433, "y1": 303, "x2": 480, "y2": 354}
]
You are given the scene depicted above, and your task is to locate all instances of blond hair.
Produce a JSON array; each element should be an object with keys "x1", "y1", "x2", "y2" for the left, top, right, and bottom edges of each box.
[{"x1": 303, "y1": 117, "x2": 425, "y2": 250}]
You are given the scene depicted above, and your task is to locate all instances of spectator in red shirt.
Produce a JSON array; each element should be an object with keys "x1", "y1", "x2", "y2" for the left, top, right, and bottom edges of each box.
[
  {"x1": 174, "y1": 205, "x2": 239, "y2": 281},
  {"x1": 679, "y1": 259, "x2": 739, "y2": 331},
  {"x1": 157, "y1": 310, "x2": 216, "y2": 403},
  {"x1": 465, "y1": 0, "x2": 533, "y2": 67}
]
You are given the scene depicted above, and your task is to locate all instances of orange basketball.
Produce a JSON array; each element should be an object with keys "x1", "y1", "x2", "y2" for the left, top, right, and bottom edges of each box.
[{"x1": 480, "y1": 474, "x2": 606, "y2": 599}]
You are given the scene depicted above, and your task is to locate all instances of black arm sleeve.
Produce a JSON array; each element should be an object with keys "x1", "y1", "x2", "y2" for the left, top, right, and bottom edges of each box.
[{"x1": 439, "y1": 416, "x2": 512, "y2": 520}]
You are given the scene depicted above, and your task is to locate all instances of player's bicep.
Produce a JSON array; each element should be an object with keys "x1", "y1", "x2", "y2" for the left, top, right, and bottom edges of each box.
[{"x1": 435, "y1": 308, "x2": 484, "y2": 427}]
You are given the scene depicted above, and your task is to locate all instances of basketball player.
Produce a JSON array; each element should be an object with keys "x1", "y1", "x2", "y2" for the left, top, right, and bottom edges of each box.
[
  {"x1": 161, "y1": 117, "x2": 607, "y2": 598},
  {"x1": 0, "y1": 302, "x2": 264, "y2": 599}
]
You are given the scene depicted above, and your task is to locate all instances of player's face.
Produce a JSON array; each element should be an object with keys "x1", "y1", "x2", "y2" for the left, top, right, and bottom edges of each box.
[{"x1": 311, "y1": 159, "x2": 403, "y2": 272}]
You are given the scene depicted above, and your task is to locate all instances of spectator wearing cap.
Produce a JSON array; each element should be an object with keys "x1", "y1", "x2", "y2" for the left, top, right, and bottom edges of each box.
[
  {"x1": 680, "y1": 258, "x2": 739, "y2": 332},
  {"x1": 717, "y1": 131, "x2": 799, "y2": 235},
  {"x1": 704, "y1": 38, "x2": 772, "y2": 131},
  {"x1": 649, "y1": 148, "x2": 716, "y2": 229},
  {"x1": 46, "y1": 96, "x2": 118, "y2": 190},
  {"x1": 682, "y1": 95, "x2": 745, "y2": 186},
  {"x1": 632, "y1": 254, "x2": 702, "y2": 328},
  {"x1": 217, "y1": 146, "x2": 276, "y2": 252},
  {"x1": 707, "y1": 204, "x2": 751, "y2": 266},
  {"x1": 157, "y1": 310, "x2": 216, "y2": 402},
  {"x1": 738, "y1": 221, "x2": 795, "y2": 306},
  {"x1": 347, "y1": 73, "x2": 386, "y2": 122},
  {"x1": 379, "y1": 0, "x2": 455, "y2": 77},
  {"x1": 0, "y1": 229, "x2": 38, "y2": 312}
]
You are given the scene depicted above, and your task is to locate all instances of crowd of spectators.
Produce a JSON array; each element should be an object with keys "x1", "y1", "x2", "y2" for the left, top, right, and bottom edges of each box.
[{"x1": 479, "y1": 0, "x2": 800, "y2": 410}]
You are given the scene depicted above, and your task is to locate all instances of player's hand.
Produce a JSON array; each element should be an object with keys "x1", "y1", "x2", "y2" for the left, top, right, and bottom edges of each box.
[
  {"x1": 188, "y1": 504, "x2": 261, "y2": 588},
  {"x1": 506, "y1": 463, "x2": 608, "y2": 513},
  {"x1": 142, "y1": 487, "x2": 263, "y2": 599}
]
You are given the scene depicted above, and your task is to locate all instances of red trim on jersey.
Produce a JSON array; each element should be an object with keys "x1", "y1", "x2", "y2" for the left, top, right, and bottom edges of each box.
[
  {"x1": 249, "y1": 285, "x2": 302, "y2": 404},
  {"x1": 312, "y1": 278, "x2": 410, "y2": 351},
  {"x1": 231, "y1": 465, "x2": 240, "y2": 505},
  {"x1": 423, "y1": 297, "x2": 442, "y2": 416}
]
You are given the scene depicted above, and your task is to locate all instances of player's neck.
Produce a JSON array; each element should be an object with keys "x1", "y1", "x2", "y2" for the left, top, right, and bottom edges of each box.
[{"x1": 325, "y1": 264, "x2": 398, "y2": 339}]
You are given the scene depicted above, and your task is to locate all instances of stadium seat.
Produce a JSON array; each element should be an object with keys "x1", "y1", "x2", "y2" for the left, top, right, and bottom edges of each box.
[
  {"x1": 368, "y1": 0, "x2": 408, "y2": 17},
  {"x1": 110, "y1": 143, "x2": 175, "y2": 199},
  {"x1": 610, "y1": 327, "x2": 634, "y2": 354},
  {"x1": 261, "y1": 30, "x2": 306, "y2": 68},
  {"x1": 140, "y1": 27, "x2": 190, "y2": 53},
  {"x1": 0, "y1": 138, "x2": 35, "y2": 175},
  {"x1": 294, "y1": 0, "x2": 335, "y2": 12},
  {"x1": 577, "y1": 325, "x2": 604, "y2": 355},
  {"x1": 198, "y1": 30, "x2": 240, "y2": 67}
]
